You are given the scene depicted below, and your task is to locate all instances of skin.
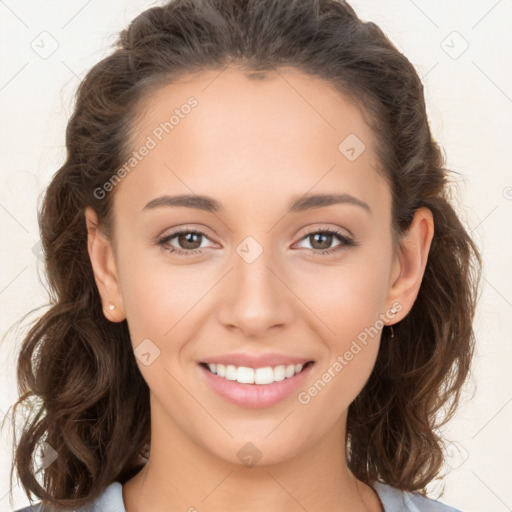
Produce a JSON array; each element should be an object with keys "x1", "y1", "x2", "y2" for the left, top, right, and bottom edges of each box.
[{"x1": 85, "y1": 67, "x2": 434, "y2": 512}]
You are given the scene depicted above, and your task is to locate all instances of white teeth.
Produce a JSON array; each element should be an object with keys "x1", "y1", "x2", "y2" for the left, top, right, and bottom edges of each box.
[
  {"x1": 225, "y1": 365, "x2": 237, "y2": 380},
  {"x1": 285, "y1": 365, "x2": 295, "y2": 378},
  {"x1": 273, "y1": 365, "x2": 286, "y2": 381},
  {"x1": 206, "y1": 362, "x2": 307, "y2": 385},
  {"x1": 237, "y1": 366, "x2": 254, "y2": 383},
  {"x1": 255, "y1": 367, "x2": 274, "y2": 385}
]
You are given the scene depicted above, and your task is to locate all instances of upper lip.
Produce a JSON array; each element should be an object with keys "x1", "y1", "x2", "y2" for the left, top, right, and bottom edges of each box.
[{"x1": 199, "y1": 353, "x2": 314, "y2": 368}]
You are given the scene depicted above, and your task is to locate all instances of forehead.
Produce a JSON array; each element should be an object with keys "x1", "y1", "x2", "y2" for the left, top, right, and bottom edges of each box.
[
  {"x1": 116, "y1": 67, "x2": 388, "y2": 218},
  {"x1": 130, "y1": 66, "x2": 375, "y2": 156}
]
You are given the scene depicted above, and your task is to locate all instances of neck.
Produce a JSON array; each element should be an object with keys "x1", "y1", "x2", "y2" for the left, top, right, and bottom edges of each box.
[{"x1": 122, "y1": 399, "x2": 382, "y2": 512}]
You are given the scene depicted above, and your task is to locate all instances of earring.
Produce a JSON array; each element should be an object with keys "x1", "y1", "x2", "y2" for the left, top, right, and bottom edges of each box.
[
  {"x1": 108, "y1": 303, "x2": 116, "y2": 311},
  {"x1": 390, "y1": 306, "x2": 399, "y2": 315},
  {"x1": 389, "y1": 324, "x2": 395, "y2": 340}
]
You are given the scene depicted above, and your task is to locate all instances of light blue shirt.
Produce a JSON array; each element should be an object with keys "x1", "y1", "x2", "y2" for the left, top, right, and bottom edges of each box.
[{"x1": 16, "y1": 480, "x2": 463, "y2": 511}]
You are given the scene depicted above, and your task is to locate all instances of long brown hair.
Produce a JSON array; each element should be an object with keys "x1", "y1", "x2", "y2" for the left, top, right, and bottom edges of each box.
[{"x1": 9, "y1": 0, "x2": 482, "y2": 509}]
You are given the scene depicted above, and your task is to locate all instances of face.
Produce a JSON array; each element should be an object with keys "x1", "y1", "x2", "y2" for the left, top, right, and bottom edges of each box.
[{"x1": 87, "y1": 67, "x2": 428, "y2": 468}]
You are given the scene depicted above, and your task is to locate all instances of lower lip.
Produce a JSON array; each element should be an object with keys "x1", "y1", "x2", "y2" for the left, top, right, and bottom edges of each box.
[{"x1": 198, "y1": 363, "x2": 314, "y2": 409}]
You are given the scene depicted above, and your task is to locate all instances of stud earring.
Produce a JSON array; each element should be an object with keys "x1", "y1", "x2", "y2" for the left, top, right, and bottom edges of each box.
[
  {"x1": 108, "y1": 303, "x2": 116, "y2": 311},
  {"x1": 390, "y1": 306, "x2": 399, "y2": 315}
]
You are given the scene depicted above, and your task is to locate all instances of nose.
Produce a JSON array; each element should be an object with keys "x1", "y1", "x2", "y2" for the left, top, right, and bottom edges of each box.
[{"x1": 217, "y1": 240, "x2": 295, "y2": 338}]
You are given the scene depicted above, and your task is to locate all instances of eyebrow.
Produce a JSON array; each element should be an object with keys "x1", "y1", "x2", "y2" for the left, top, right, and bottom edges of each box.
[{"x1": 142, "y1": 192, "x2": 371, "y2": 215}]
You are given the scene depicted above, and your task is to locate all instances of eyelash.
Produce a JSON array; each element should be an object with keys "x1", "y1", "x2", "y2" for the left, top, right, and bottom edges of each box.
[{"x1": 157, "y1": 227, "x2": 358, "y2": 257}]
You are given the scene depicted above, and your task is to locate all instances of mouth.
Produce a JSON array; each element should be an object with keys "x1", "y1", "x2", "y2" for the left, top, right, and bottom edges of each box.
[
  {"x1": 199, "y1": 360, "x2": 315, "y2": 385},
  {"x1": 197, "y1": 360, "x2": 315, "y2": 409}
]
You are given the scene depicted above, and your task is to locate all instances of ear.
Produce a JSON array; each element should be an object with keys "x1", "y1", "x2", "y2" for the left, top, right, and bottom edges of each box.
[
  {"x1": 85, "y1": 206, "x2": 126, "y2": 322},
  {"x1": 384, "y1": 207, "x2": 435, "y2": 324}
]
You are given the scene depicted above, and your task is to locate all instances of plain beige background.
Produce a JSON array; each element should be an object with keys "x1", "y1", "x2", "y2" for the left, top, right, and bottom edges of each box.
[{"x1": 1, "y1": 1, "x2": 511, "y2": 510}]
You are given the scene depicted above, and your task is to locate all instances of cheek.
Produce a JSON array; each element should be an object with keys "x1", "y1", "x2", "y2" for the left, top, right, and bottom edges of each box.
[
  {"x1": 116, "y1": 246, "x2": 209, "y2": 343},
  {"x1": 116, "y1": 250, "x2": 204, "y2": 400},
  {"x1": 292, "y1": 248, "x2": 390, "y2": 390},
  {"x1": 294, "y1": 270, "x2": 385, "y2": 417},
  {"x1": 294, "y1": 249, "x2": 390, "y2": 338}
]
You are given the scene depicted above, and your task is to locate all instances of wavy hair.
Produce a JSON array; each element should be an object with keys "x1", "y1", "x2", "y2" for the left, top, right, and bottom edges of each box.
[{"x1": 9, "y1": 0, "x2": 482, "y2": 508}]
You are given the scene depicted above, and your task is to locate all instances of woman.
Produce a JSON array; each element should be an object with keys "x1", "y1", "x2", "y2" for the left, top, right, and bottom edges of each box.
[{"x1": 11, "y1": 0, "x2": 481, "y2": 511}]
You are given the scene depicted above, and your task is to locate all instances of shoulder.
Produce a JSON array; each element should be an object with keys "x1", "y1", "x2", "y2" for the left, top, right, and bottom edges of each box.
[
  {"x1": 14, "y1": 481, "x2": 126, "y2": 512},
  {"x1": 371, "y1": 481, "x2": 464, "y2": 512},
  {"x1": 15, "y1": 480, "x2": 464, "y2": 512}
]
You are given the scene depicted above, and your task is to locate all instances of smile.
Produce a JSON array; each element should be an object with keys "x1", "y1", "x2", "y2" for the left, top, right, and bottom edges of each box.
[
  {"x1": 198, "y1": 361, "x2": 315, "y2": 409},
  {"x1": 201, "y1": 361, "x2": 313, "y2": 385}
]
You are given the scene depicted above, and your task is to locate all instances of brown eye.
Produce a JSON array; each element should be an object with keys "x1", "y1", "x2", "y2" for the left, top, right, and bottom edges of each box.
[
  {"x1": 308, "y1": 232, "x2": 335, "y2": 250},
  {"x1": 176, "y1": 232, "x2": 203, "y2": 250},
  {"x1": 295, "y1": 229, "x2": 357, "y2": 256},
  {"x1": 158, "y1": 229, "x2": 212, "y2": 255}
]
